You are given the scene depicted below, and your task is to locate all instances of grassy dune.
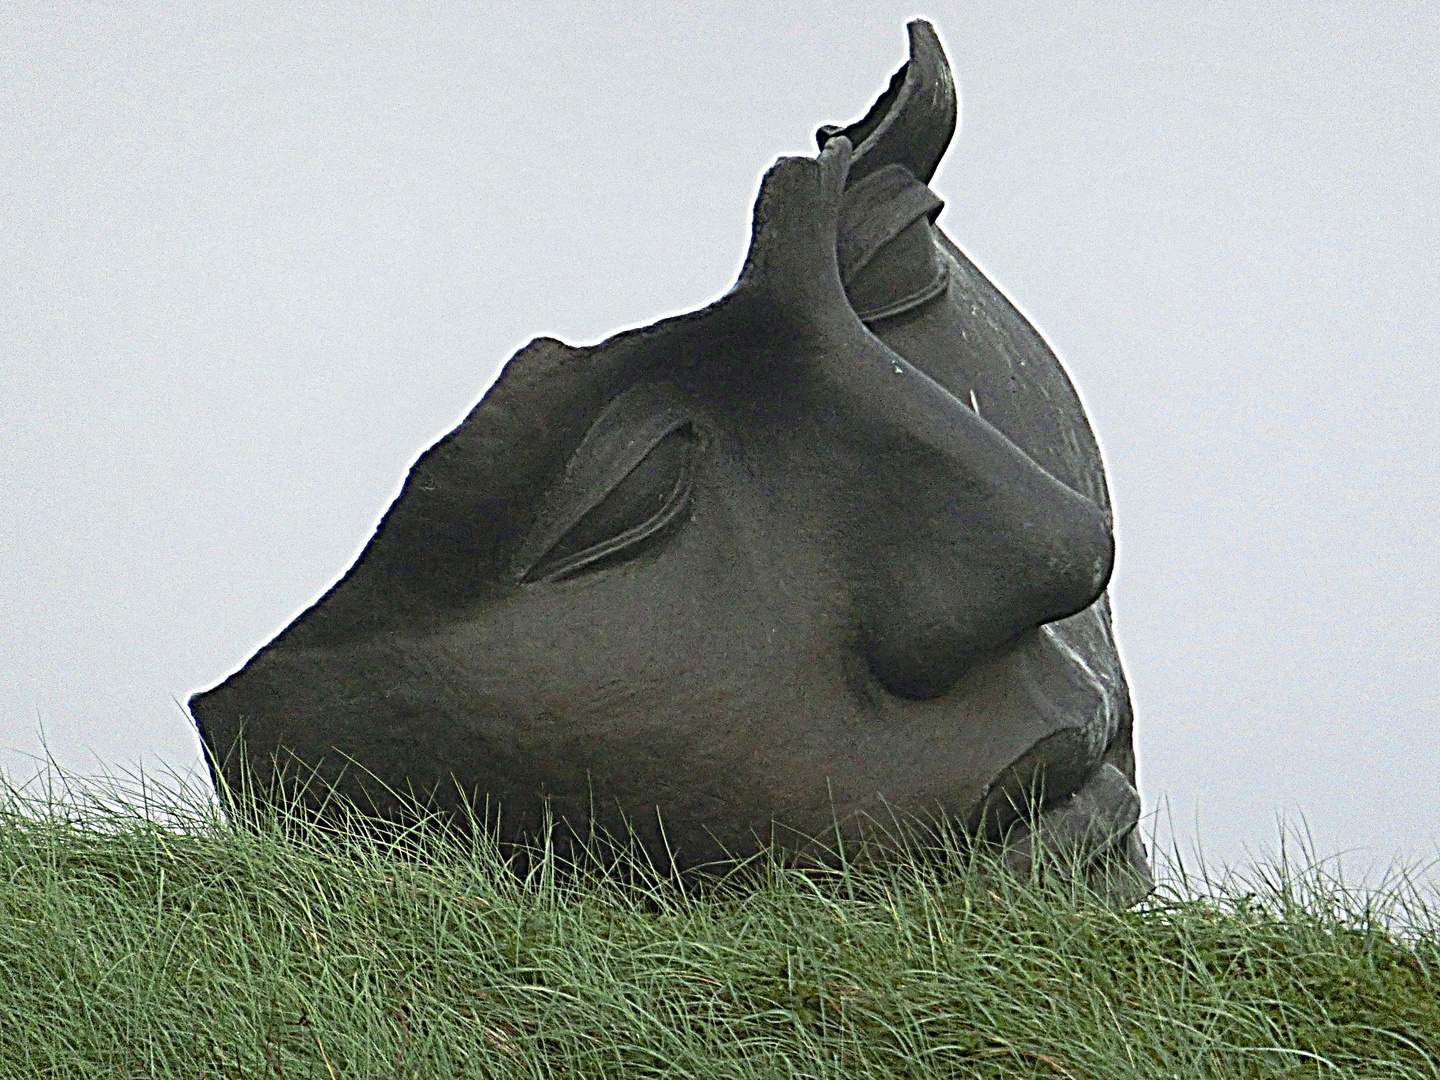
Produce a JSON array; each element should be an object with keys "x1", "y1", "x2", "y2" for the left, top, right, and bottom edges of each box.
[{"x1": 1, "y1": 774, "x2": 1437, "y2": 1079}]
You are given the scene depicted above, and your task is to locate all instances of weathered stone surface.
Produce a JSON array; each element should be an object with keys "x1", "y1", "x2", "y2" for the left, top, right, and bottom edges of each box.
[{"x1": 190, "y1": 21, "x2": 1150, "y2": 900}]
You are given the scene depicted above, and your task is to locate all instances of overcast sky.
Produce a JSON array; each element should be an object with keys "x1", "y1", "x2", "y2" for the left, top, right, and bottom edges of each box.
[{"x1": 4, "y1": 2, "x2": 1437, "y2": 882}]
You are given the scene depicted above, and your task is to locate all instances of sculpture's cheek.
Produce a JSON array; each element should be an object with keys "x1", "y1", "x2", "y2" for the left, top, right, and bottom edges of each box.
[
  {"x1": 190, "y1": 640, "x2": 439, "y2": 809},
  {"x1": 417, "y1": 579, "x2": 1121, "y2": 858}
]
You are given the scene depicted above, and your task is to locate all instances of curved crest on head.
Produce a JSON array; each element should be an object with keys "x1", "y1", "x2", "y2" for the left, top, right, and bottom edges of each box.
[{"x1": 815, "y1": 19, "x2": 957, "y2": 186}]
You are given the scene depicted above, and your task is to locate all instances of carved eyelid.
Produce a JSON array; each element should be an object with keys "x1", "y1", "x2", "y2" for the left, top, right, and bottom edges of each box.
[{"x1": 516, "y1": 379, "x2": 695, "y2": 582}]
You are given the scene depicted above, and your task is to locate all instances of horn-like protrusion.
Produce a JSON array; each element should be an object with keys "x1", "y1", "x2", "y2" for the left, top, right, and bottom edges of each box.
[
  {"x1": 729, "y1": 136, "x2": 854, "y2": 328},
  {"x1": 815, "y1": 19, "x2": 957, "y2": 186}
]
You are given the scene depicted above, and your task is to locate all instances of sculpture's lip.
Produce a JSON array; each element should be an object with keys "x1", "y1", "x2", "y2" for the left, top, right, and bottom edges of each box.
[
  {"x1": 885, "y1": 620, "x2": 1116, "y2": 832},
  {"x1": 999, "y1": 759, "x2": 1149, "y2": 903},
  {"x1": 1036, "y1": 622, "x2": 1113, "y2": 725},
  {"x1": 991, "y1": 625, "x2": 1115, "y2": 815}
]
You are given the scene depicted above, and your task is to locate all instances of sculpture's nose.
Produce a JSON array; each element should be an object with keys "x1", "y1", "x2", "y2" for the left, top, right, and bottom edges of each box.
[
  {"x1": 727, "y1": 138, "x2": 1114, "y2": 701},
  {"x1": 857, "y1": 466, "x2": 1114, "y2": 699},
  {"x1": 833, "y1": 328, "x2": 1114, "y2": 699}
]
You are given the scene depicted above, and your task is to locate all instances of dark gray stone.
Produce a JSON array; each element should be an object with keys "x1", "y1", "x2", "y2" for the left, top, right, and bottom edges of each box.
[{"x1": 190, "y1": 21, "x2": 1150, "y2": 900}]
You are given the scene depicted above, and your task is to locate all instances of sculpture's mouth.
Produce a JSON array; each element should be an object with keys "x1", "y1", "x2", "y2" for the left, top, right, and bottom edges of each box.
[
  {"x1": 943, "y1": 623, "x2": 1148, "y2": 898},
  {"x1": 942, "y1": 622, "x2": 1120, "y2": 840}
]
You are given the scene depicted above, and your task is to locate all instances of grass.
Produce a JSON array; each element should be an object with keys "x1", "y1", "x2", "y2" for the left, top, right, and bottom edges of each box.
[{"x1": 1, "y1": 770, "x2": 1437, "y2": 1079}]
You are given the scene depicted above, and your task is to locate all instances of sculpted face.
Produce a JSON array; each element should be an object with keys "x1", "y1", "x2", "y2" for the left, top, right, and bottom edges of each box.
[{"x1": 190, "y1": 22, "x2": 1150, "y2": 898}]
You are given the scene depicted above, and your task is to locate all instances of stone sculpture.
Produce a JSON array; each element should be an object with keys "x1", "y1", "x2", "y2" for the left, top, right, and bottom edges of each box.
[{"x1": 190, "y1": 21, "x2": 1151, "y2": 899}]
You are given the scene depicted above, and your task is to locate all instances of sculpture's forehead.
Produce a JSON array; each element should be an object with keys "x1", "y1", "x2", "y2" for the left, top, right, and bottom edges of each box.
[
  {"x1": 288, "y1": 294, "x2": 757, "y2": 638},
  {"x1": 450, "y1": 295, "x2": 744, "y2": 499}
]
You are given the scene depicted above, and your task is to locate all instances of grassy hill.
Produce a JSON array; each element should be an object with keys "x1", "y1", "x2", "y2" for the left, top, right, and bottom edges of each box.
[{"x1": 1, "y1": 774, "x2": 1436, "y2": 1079}]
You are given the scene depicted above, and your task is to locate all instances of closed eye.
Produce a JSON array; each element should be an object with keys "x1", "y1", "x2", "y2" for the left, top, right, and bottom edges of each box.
[{"x1": 517, "y1": 380, "x2": 698, "y2": 584}]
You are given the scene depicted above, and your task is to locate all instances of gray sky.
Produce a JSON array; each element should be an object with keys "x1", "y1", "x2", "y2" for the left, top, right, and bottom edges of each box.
[{"x1": 4, "y1": 2, "x2": 1437, "y2": 881}]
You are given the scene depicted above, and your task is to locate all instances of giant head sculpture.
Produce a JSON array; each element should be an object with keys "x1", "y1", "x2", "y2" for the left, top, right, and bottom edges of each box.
[{"x1": 191, "y1": 22, "x2": 1150, "y2": 898}]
